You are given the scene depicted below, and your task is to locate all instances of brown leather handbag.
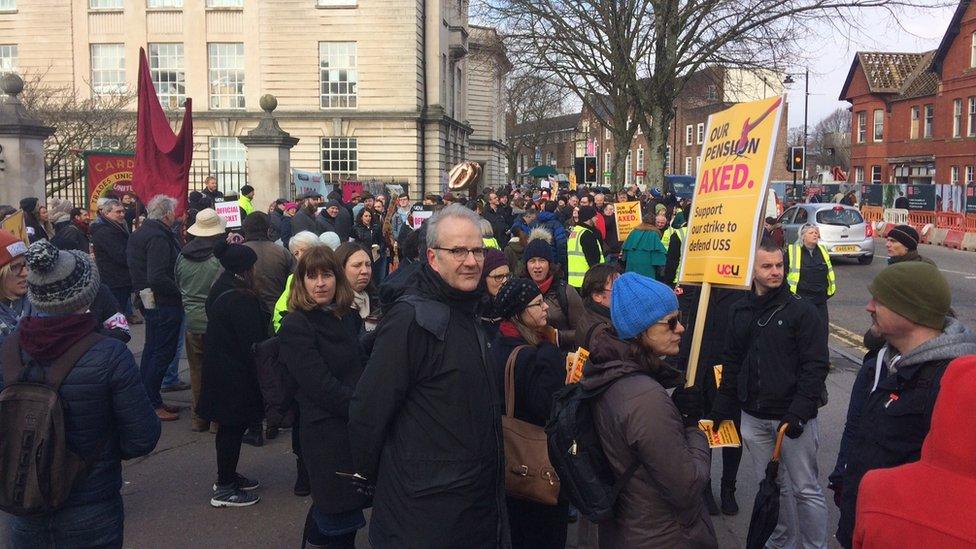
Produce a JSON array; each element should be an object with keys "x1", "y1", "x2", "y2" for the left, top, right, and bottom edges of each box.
[{"x1": 502, "y1": 346, "x2": 560, "y2": 506}]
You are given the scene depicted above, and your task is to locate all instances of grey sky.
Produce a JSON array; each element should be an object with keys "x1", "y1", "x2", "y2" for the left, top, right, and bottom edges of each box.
[{"x1": 786, "y1": 3, "x2": 957, "y2": 129}]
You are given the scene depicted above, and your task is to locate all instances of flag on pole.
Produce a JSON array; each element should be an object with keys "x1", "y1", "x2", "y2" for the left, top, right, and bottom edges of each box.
[{"x1": 132, "y1": 47, "x2": 193, "y2": 217}]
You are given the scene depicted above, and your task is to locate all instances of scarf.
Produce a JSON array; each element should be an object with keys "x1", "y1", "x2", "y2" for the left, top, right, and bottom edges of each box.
[
  {"x1": 499, "y1": 319, "x2": 522, "y2": 338},
  {"x1": 19, "y1": 313, "x2": 98, "y2": 361},
  {"x1": 353, "y1": 291, "x2": 371, "y2": 320},
  {"x1": 536, "y1": 275, "x2": 555, "y2": 295}
]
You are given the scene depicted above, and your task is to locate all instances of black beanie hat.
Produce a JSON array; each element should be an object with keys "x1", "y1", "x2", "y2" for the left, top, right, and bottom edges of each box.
[
  {"x1": 524, "y1": 237, "x2": 555, "y2": 264},
  {"x1": 578, "y1": 205, "x2": 597, "y2": 223},
  {"x1": 887, "y1": 224, "x2": 919, "y2": 252},
  {"x1": 214, "y1": 240, "x2": 257, "y2": 274},
  {"x1": 495, "y1": 278, "x2": 542, "y2": 319}
]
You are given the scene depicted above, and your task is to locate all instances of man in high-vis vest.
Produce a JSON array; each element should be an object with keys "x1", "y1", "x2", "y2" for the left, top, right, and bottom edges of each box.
[
  {"x1": 787, "y1": 223, "x2": 836, "y2": 327},
  {"x1": 663, "y1": 216, "x2": 689, "y2": 287},
  {"x1": 239, "y1": 184, "x2": 256, "y2": 216},
  {"x1": 567, "y1": 205, "x2": 604, "y2": 288}
]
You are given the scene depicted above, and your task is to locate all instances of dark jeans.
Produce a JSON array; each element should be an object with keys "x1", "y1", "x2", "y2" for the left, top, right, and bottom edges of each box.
[
  {"x1": 109, "y1": 286, "x2": 133, "y2": 316},
  {"x1": 216, "y1": 423, "x2": 248, "y2": 486},
  {"x1": 8, "y1": 494, "x2": 124, "y2": 549},
  {"x1": 140, "y1": 305, "x2": 184, "y2": 409}
]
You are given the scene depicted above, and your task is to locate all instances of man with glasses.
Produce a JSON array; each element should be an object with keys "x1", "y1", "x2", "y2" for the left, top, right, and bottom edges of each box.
[
  {"x1": 708, "y1": 239, "x2": 830, "y2": 549},
  {"x1": 349, "y1": 204, "x2": 506, "y2": 548}
]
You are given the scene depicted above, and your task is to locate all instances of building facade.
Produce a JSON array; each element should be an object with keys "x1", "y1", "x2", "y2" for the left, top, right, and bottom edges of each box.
[
  {"x1": 510, "y1": 113, "x2": 581, "y2": 181},
  {"x1": 514, "y1": 66, "x2": 789, "y2": 189},
  {"x1": 0, "y1": 0, "x2": 505, "y2": 196},
  {"x1": 840, "y1": 0, "x2": 976, "y2": 187},
  {"x1": 466, "y1": 25, "x2": 510, "y2": 190}
]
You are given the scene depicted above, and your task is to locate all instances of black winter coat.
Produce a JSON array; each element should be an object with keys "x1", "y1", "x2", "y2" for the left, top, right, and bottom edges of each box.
[
  {"x1": 0, "y1": 323, "x2": 160, "y2": 507},
  {"x1": 279, "y1": 307, "x2": 368, "y2": 514},
  {"x1": 713, "y1": 284, "x2": 829, "y2": 422},
  {"x1": 197, "y1": 273, "x2": 269, "y2": 425},
  {"x1": 51, "y1": 221, "x2": 90, "y2": 254},
  {"x1": 90, "y1": 216, "x2": 131, "y2": 289},
  {"x1": 352, "y1": 222, "x2": 377, "y2": 249},
  {"x1": 291, "y1": 208, "x2": 326, "y2": 236},
  {"x1": 484, "y1": 206, "x2": 509, "y2": 242},
  {"x1": 348, "y1": 265, "x2": 507, "y2": 549},
  {"x1": 126, "y1": 219, "x2": 182, "y2": 308}
]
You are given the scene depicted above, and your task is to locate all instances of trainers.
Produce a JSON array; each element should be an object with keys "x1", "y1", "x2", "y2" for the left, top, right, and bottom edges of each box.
[
  {"x1": 210, "y1": 485, "x2": 260, "y2": 508},
  {"x1": 213, "y1": 474, "x2": 260, "y2": 492}
]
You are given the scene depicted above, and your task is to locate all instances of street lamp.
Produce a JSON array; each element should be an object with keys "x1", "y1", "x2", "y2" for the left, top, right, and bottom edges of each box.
[{"x1": 783, "y1": 68, "x2": 810, "y2": 197}]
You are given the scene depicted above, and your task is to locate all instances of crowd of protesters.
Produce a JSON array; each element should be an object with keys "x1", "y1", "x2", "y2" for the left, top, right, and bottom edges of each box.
[{"x1": 0, "y1": 177, "x2": 974, "y2": 549}]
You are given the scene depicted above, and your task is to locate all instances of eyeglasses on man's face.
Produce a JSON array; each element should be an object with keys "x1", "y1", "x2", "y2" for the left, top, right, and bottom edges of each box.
[{"x1": 433, "y1": 246, "x2": 487, "y2": 262}]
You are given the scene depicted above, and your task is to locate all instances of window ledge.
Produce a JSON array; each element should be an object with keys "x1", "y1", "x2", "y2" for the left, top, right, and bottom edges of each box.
[
  {"x1": 205, "y1": 7, "x2": 244, "y2": 12},
  {"x1": 0, "y1": 9, "x2": 18, "y2": 14},
  {"x1": 88, "y1": 8, "x2": 124, "y2": 13},
  {"x1": 316, "y1": 3, "x2": 358, "y2": 9},
  {"x1": 147, "y1": 8, "x2": 183, "y2": 13}
]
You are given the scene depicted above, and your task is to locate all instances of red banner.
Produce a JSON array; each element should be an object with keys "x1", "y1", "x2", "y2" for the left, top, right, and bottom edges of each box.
[{"x1": 85, "y1": 152, "x2": 135, "y2": 214}]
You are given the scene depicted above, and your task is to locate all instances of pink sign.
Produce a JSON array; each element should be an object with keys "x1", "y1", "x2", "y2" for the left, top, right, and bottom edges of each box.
[{"x1": 342, "y1": 181, "x2": 364, "y2": 203}]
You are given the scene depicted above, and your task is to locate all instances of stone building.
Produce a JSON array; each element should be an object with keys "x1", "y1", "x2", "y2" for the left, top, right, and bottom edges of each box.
[
  {"x1": 0, "y1": 0, "x2": 506, "y2": 196},
  {"x1": 466, "y1": 25, "x2": 510, "y2": 190}
]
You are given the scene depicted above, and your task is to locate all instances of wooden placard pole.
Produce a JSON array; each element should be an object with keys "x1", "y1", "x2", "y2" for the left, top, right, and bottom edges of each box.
[{"x1": 684, "y1": 281, "x2": 712, "y2": 388}]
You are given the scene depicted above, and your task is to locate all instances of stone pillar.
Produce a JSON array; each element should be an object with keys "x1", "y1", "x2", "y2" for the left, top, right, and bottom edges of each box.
[
  {"x1": 0, "y1": 74, "x2": 54, "y2": 207},
  {"x1": 238, "y1": 94, "x2": 299, "y2": 213}
]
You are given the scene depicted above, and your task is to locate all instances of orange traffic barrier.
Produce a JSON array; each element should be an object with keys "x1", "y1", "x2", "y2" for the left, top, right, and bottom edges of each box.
[
  {"x1": 907, "y1": 211, "x2": 936, "y2": 232},
  {"x1": 967, "y1": 214, "x2": 976, "y2": 232},
  {"x1": 936, "y1": 211, "x2": 965, "y2": 230},
  {"x1": 944, "y1": 230, "x2": 965, "y2": 249},
  {"x1": 861, "y1": 206, "x2": 883, "y2": 224}
]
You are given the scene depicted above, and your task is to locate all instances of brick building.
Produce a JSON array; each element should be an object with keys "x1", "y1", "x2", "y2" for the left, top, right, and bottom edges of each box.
[
  {"x1": 510, "y1": 113, "x2": 581, "y2": 180},
  {"x1": 840, "y1": 0, "x2": 976, "y2": 187},
  {"x1": 515, "y1": 65, "x2": 791, "y2": 189}
]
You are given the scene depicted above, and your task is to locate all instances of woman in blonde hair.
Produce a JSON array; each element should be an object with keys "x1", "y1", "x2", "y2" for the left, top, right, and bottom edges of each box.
[
  {"x1": 278, "y1": 246, "x2": 368, "y2": 548},
  {"x1": 0, "y1": 229, "x2": 28, "y2": 344}
]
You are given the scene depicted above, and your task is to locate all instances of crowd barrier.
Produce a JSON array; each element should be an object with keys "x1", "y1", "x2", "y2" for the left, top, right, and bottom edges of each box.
[
  {"x1": 936, "y1": 212, "x2": 966, "y2": 230},
  {"x1": 967, "y1": 214, "x2": 976, "y2": 232},
  {"x1": 861, "y1": 206, "x2": 883, "y2": 224},
  {"x1": 866, "y1": 207, "x2": 976, "y2": 252}
]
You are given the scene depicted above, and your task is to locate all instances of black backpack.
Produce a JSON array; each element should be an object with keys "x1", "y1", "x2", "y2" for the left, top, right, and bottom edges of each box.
[
  {"x1": 252, "y1": 335, "x2": 297, "y2": 429},
  {"x1": 545, "y1": 369, "x2": 642, "y2": 523},
  {"x1": 0, "y1": 332, "x2": 104, "y2": 516}
]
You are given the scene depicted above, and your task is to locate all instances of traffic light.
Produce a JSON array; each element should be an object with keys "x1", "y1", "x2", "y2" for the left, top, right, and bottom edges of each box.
[
  {"x1": 584, "y1": 156, "x2": 597, "y2": 183},
  {"x1": 788, "y1": 146, "x2": 805, "y2": 172}
]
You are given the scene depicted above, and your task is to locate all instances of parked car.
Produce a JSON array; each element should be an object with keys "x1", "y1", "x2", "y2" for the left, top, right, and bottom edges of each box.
[
  {"x1": 777, "y1": 203, "x2": 875, "y2": 265},
  {"x1": 664, "y1": 175, "x2": 696, "y2": 201}
]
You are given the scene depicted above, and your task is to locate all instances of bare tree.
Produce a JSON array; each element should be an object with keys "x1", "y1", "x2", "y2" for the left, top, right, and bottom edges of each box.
[
  {"x1": 811, "y1": 108, "x2": 851, "y2": 170},
  {"x1": 505, "y1": 65, "x2": 570, "y2": 181},
  {"x1": 480, "y1": 0, "x2": 914, "y2": 190}
]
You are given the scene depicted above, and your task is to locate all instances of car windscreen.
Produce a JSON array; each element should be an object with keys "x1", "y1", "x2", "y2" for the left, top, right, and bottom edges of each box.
[{"x1": 816, "y1": 208, "x2": 863, "y2": 226}]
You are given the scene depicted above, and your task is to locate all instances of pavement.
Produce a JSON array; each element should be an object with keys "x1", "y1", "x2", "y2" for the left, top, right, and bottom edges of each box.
[{"x1": 3, "y1": 239, "x2": 971, "y2": 548}]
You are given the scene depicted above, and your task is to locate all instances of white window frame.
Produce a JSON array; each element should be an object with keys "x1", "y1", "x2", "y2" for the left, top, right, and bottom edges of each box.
[
  {"x1": 208, "y1": 136, "x2": 246, "y2": 187},
  {"x1": 910, "y1": 106, "x2": 920, "y2": 139},
  {"x1": 604, "y1": 151, "x2": 611, "y2": 185},
  {"x1": 0, "y1": 44, "x2": 16, "y2": 75},
  {"x1": 954, "y1": 99, "x2": 963, "y2": 138},
  {"x1": 207, "y1": 0, "x2": 243, "y2": 7},
  {"x1": 969, "y1": 98, "x2": 976, "y2": 137},
  {"x1": 636, "y1": 146, "x2": 645, "y2": 185},
  {"x1": 854, "y1": 167, "x2": 864, "y2": 184},
  {"x1": 148, "y1": 0, "x2": 183, "y2": 7},
  {"x1": 604, "y1": 128, "x2": 610, "y2": 140},
  {"x1": 923, "y1": 104, "x2": 934, "y2": 138},
  {"x1": 665, "y1": 145, "x2": 671, "y2": 173},
  {"x1": 684, "y1": 156, "x2": 693, "y2": 175},
  {"x1": 685, "y1": 125, "x2": 693, "y2": 146},
  {"x1": 149, "y1": 43, "x2": 185, "y2": 110},
  {"x1": 696, "y1": 123, "x2": 705, "y2": 144},
  {"x1": 873, "y1": 109, "x2": 883, "y2": 142},
  {"x1": 89, "y1": 0, "x2": 122, "y2": 9},
  {"x1": 966, "y1": 165, "x2": 974, "y2": 185},
  {"x1": 971, "y1": 32, "x2": 976, "y2": 68},
  {"x1": 951, "y1": 165, "x2": 960, "y2": 185},
  {"x1": 871, "y1": 165, "x2": 882, "y2": 184},
  {"x1": 90, "y1": 44, "x2": 126, "y2": 95},
  {"x1": 547, "y1": 151, "x2": 556, "y2": 167},
  {"x1": 0, "y1": 0, "x2": 15, "y2": 11},
  {"x1": 91, "y1": 136, "x2": 123, "y2": 150},
  {"x1": 856, "y1": 111, "x2": 866, "y2": 143},
  {"x1": 208, "y1": 43, "x2": 245, "y2": 110},
  {"x1": 625, "y1": 150, "x2": 632, "y2": 186},
  {"x1": 321, "y1": 137, "x2": 358, "y2": 183},
  {"x1": 319, "y1": 42, "x2": 358, "y2": 109},
  {"x1": 696, "y1": 156, "x2": 701, "y2": 176}
]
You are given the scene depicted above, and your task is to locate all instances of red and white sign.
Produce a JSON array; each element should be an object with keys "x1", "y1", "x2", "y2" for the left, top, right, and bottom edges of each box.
[
  {"x1": 215, "y1": 200, "x2": 242, "y2": 229},
  {"x1": 410, "y1": 210, "x2": 433, "y2": 229},
  {"x1": 635, "y1": 170, "x2": 647, "y2": 177}
]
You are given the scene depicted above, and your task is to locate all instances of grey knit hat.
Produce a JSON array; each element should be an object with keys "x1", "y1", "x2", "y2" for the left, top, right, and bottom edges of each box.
[{"x1": 25, "y1": 240, "x2": 100, "y2": 314}]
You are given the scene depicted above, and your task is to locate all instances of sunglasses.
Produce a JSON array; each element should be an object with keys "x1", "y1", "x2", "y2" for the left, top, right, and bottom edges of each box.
[{"x1": 655, "y1": 312, "x2": 682, "y2": 332}]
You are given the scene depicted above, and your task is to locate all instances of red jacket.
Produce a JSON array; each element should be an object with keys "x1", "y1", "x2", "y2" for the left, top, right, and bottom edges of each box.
[{"x1": 853, "y1": 355, "x2": 976, "y2": 548}]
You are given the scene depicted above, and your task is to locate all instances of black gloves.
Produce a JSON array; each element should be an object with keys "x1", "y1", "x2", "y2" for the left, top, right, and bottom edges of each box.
[
  {"x1": 780, "y1": 414, "x2": 806, "y2": 439},
  {"x1": 672, "y1": 386, "x2": 704, "y2": 429}
]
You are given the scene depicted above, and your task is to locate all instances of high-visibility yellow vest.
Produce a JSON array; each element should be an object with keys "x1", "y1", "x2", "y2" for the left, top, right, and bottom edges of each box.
[
  {"x1": 272, "y1": 274, "x2": 293, "y2": 333},
  {"x1": 567, "y1": 225, "x2": 604, "y2": 288},
  {"x1": 483, "y1": 237, "x2": 500, "y2": 250},
  {"x1": 672, "y1": 226, "x2": 688, "y2": 284},
  {"x1": 662, "y1": 227, "x2": 675, "y2": 250},
  {"x1": 787, "y1": 243, "x2": 836, "y2": 297},
  {"x1": 240, "y1": 194, "x2": 254, "y2": 216}
]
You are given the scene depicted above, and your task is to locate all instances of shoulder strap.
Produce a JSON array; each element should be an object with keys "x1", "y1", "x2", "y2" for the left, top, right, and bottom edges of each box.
[
  {"x1": 45, "y1": 333, "x2": 105, "y2": 391},
  {"x1": 582, "y1": 322, "x2": 605, "y2": 352},
  {"x1": 1, "y1": 334, "x2": 25, "y2": 385},
  {"x1": 557, "y1": 281, "x2": 570, "y2": 318},
  {"x1": 504, "y1": 345, "x2": 530, "y2": 417}
]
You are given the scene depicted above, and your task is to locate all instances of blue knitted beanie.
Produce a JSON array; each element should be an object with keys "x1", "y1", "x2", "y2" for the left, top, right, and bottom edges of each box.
[{"x1": 610, "y1": 272, "x2": 678, "y2": 340}]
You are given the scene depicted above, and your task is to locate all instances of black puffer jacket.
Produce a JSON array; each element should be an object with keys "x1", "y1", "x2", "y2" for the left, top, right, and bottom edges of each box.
[
  {"x1": 51, "y1": 221, "x2": 90, "y2": 253},
  {"x1": 126, "y1": 219, "x2": 182, "y2": 308},
  {"x1": 90, "y1": 216, "x2": 131, "y2": 289},
  {"x1": 713, "y1": 283, "x2": 829, "y2": 422},
  {"x1": 348, "y1": 265, "x2": 506, "y2": 549},
  {"x1": 0, "y1": 318, "x2": 160, "y2": 507}
]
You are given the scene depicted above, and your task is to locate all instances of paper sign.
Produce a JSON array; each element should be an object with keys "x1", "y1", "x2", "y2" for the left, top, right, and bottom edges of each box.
[
  {"x1": 614, "y1": 201, "x2": 642, "y2": 242},
  {"x1": 697, "y1": 420, "x2": 742, "y2": 448},
  {"x1": 292, "y1": 169, "x2": 333, "y2": 198},
  {"x1": 215, "y1": 200, "x2": 242, "y2": 229},
  {"x1": 679, "y1": 96, "x2": 784, "y2": 289},
  {"x1": 410, "y1": 210, "x2": 433, "y2": 229},
  {"x1": 713, "y1": 365, "x2": 723, "y2": 388},
  {"x1": 565, "y1": 347, "x2": 590, "y2": 384}
]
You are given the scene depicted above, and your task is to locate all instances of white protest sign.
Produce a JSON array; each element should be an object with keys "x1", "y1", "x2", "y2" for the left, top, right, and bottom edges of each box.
[{"x1": 215, "y1": 200, "x2": 242, "y2": 229}]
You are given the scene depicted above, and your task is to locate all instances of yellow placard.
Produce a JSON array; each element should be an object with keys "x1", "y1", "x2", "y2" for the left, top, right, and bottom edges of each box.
[
  {"x1": 2, "y1": 211, "x2": 29, "y2": 245},
  {"x1": 713, "y1": 364, "x2": 723, "y2": 388},
  {"x1": 614, "y1": 201, "x2": 642, "y2": 242},
  {"x1": 697, "y1": 420, "x2": 742, "y2": 448},
  {"x1": 679, "y1": 96, "x2": 785, "y2": 289},
  {"x1": 565, "y1": 347, "x2": 589, "y2": 384},
  {"x1": 569, "y1": 171, "x2": 578, "y2": 191}
]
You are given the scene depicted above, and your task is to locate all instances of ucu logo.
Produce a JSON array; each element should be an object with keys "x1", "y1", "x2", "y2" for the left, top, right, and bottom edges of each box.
[{"x1": 716, "y1": 264, "x2": 740, "y2": 277}]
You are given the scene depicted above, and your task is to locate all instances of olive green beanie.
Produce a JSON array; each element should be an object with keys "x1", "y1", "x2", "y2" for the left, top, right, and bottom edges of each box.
[{"x1": 868, "y1": 262, "x2": 950, "y2": 330}]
